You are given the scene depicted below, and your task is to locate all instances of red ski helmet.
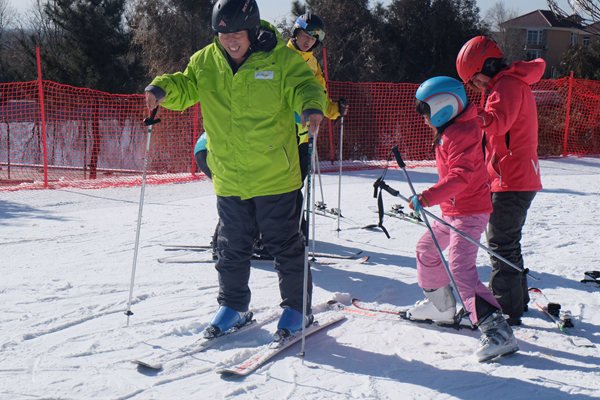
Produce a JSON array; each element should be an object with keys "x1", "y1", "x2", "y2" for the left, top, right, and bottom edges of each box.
[{"x1": 456, "y1": 36, "x2": 503, "y2": 83}]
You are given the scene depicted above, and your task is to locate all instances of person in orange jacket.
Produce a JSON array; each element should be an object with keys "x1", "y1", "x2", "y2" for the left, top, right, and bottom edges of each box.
[{"x1": 456, "y1": 36, "x2": 545, "y2": 326}]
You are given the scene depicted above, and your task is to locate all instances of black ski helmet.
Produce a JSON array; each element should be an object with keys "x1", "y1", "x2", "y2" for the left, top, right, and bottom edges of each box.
[
  {"x1": 212, "y1": 0, "x2": 261, "y2": 43},
  {"x1": 292, "y1": 13, "x2": 325, "y2": 50}
]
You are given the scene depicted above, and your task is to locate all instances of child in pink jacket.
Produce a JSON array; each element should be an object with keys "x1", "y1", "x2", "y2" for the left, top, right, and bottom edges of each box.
[{"x1": 406, "y1": 76, "x2": 518, "y2": 362}]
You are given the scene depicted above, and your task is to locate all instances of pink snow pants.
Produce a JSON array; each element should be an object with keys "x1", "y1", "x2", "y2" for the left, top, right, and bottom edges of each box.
[{"x1": 416, "y1": 213, "x2": 501, "y2": 324}]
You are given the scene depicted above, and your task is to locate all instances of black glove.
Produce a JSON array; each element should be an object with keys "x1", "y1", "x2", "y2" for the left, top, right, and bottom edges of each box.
[{"x1": 338, "y1": 97, "x2": 348, "y2": 117}]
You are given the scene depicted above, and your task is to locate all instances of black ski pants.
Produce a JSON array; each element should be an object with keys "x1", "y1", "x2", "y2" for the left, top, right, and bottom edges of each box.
[
  {"x1": 214, "y1": 190, "x2": 311, "y2": 314},
  {"x1": 295, "y1": 142, "x2": 310, "y2": 237},
  {"x1": 487, "y1": 190, "x2": 537, "y2": 319}
]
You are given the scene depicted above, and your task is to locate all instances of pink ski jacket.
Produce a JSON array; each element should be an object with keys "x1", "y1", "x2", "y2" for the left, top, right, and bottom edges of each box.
[
  {"x1": 478, "y1": 59, "x2": 545, "y2": 192},
  {"x1": 421, "y1": 103, "x2": 493, "y2": 217}
]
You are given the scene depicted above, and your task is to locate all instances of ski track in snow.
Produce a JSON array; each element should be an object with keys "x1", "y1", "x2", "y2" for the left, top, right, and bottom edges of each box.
[{"x1": 1, "y1": 157, "x2": 600, "y2": 399}]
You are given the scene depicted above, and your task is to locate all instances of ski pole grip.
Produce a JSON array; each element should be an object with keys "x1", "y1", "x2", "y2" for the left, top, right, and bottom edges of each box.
[
  {"x1": 378, "y1": 180, "x2": 399, "y2": 197},
  {"x1": 144, "y1": 107, "x2": 161, "y2": 126},
  {"x1": 391, "y1": 145, "x2": 405, "y2": 169}
]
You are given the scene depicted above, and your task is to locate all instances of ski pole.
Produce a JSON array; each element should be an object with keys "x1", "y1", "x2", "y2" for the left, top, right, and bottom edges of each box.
[
  {"x1": 299, "y1": 129, "x2": 317, "y2": 360},
  {"x1": 125, "y1": 107, "x2": 161, "y2": 326},
  {"x1": 391, "y1": 146, "x2": 474, "y2": 328},
  {"x1": 387, "y1": 146, "x2": 538, "y2": 280},
  {"x1": 314, "y1": 146, "x2": 325, "y2": 206},
  {"x1": 336, "y1": 116, "x2": 344, "y2": 236}
]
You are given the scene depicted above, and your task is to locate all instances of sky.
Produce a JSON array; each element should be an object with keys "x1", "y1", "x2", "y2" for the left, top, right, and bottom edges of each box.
[{"x1": 7, "y1": 0, "x2": 571, "y2": 25}]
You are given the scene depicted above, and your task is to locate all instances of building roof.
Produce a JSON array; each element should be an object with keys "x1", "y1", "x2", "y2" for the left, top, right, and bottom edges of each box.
[
  {"x1": 585, "y1": 21, "x2": 600, "y2": 35},
  {"x1": 502, "y1": 9, "x2": 584, "y2": 29}
]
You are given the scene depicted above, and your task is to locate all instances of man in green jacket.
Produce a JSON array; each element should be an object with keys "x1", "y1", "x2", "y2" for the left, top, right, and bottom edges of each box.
[{"x1": 145, "y1": 0, "x2": 326, "y2": 339}]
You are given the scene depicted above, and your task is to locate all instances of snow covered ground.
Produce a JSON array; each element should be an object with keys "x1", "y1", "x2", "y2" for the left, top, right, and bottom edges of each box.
[{"x1": 1, "y1": 156, "x2": 599, "y2": 399}]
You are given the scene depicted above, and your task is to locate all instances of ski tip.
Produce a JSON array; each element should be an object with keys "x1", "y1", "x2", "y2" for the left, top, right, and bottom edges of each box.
[
  {"x1": 132, "y1": 360, "x2": 163, "y2": 371},
  {"x1": 216, "y1": 369, "x2": 239, "y2": 377}
]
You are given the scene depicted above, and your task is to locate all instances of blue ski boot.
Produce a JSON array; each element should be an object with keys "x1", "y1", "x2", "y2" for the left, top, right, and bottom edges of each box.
[
  {"x1": 203, "y1": 306, "x2": 251, "y2": 338},
  {"x1": 273, "y1": 308, "x2": 313, "y2": 341}
]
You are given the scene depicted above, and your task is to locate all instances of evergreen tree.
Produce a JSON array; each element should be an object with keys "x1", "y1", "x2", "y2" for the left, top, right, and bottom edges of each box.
[
  {"x1": 20, "y1": 0, "x2": 145, "y2": 93},
  {"x1": 386, "y1": 0, "x2": 488, "y2": 83},
  {"x1": 559, "y1": 41, "x2": 600, "y2": 80},
  {"x1": 284, "y1": 0, "x2": 387, "y2": 83}
]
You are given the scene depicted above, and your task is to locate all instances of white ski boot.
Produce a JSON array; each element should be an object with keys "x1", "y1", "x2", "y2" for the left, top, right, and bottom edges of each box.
[
  {"x1": 475, "y1": 312, "x2": 519, "y2": 362},
  {"x1": 406, "y1": 285, "x2": 456, "y2": 323}
]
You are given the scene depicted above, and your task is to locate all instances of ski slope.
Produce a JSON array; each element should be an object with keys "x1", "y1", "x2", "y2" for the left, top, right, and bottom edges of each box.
[{"x1": 1, "y1": 156, "x2": 599, "y2": 399}]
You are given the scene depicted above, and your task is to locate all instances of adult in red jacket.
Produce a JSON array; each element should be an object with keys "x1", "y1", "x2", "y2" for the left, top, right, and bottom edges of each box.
[{"x1": 457, "y1": 36, "x2": 544, "y2": 326}]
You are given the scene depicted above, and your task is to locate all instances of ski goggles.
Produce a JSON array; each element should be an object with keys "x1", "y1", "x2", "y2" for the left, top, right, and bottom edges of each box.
[{"x1": 295, "y1": 17, "x2": 325, "y2": 41}]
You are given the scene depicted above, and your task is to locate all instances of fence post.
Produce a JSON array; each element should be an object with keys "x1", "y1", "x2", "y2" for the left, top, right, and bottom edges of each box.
[
  {"x1": 36, "y1": 47, "x2": 48, "y2": 187},
  {"x1": 322, "y1": 47, "x2": 335, "y2": 161},
  {"x1": 563, "y1": 71, "x2": 574, "y2": 157},
  {"x1": 192, "y1": 103, "x2": 200, "y2": 174}
]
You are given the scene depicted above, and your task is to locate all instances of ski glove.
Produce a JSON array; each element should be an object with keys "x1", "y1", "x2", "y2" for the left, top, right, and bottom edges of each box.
[
  {"x1": 338, "y1": 97, "x2": 349, "y2": 117},
  {"x1": 408, "y1": 194, "x2": 428, "y2": 216}
]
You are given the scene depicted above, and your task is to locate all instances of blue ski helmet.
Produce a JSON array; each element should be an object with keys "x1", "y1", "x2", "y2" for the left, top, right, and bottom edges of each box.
[{"x1": 415, "y1": 76, "x2": 468, "y2": 127}]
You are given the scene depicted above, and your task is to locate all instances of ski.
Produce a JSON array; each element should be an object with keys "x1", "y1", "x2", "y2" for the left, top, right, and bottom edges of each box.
[
  {"x1": 315, "y1": 255, "x2": 370, "y2": 266},
  {"x1": 157, "y1": 256, "x2": 215, "y2": 264},
  {"x1": 382, "y1": 204, "x2": 426, "y2": 227},
  {"x1": 310, "y1": 251, "x2": 362, "y2": 259},
  {"x1": 160, "y1": 243, "x2": 363, "y2": 261},
  {"x1": 217, "y1": 312, "x2": 346, "y2": 377},
  {"x1": 160, "y1": 244, "x2": 212, "y2": 250},
  {"x1": 350, "y1": 298, "x2": 474, "y2": 330},
  {"x1": 132, "y1": 312, "x2": 278, "y2": 370},
  {"x1": 528, "y1": 287, "x2": 595, "y2": 347},
  {"x1": 158, "y1": 254, "x2": 368, "y2": 264},
  {"x1": 312, "y1": 202, "x2": 376, "y2": 230}
]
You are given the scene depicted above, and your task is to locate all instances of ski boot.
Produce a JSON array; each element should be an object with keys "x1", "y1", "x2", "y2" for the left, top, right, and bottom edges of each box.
[
  {"x1": 273, "y1": 308, "x2": 313, "y2": 342},
  {"x1": 475, "y1": 312, "x2": 519, "y2": 362},
  {"x1": 406, "y1": 285, "x2": 457, "y2": 324},
  {"x1": 203, "y1": 306, "x2": 252, "y2": 338}
]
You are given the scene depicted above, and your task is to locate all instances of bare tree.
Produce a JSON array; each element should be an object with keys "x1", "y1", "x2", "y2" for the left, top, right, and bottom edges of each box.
[
  {"x1": 0, "y1": 0, "x2": 15, "y2": 33},
  {"x1": 129, "y1": 0, "x2": 214, "y2": 79},
  {"x1": 548, "y1": 0, "x2": 600, "y2": 27},
  {"x1": 483, "y1": 2, "x2": 524, "y2": 64}
]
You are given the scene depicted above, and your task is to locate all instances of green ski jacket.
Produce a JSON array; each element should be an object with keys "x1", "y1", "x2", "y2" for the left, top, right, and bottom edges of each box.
[{"x1": 150, "y1": 21, "x2": 326, "y2": 199}]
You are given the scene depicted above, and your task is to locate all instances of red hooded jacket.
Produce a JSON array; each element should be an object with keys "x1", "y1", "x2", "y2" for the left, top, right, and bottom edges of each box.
[
  {"x1": 478, "y1": 59, "x2": 545, "y2": 192},
  {"x1": 421, "y1": 103, "x2": 493, "y2": 217}
]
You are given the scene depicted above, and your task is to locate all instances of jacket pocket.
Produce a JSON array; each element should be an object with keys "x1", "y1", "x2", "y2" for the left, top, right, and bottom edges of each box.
[{"x1": 247, "y1": 69, "x2": 281, "y2": 117}]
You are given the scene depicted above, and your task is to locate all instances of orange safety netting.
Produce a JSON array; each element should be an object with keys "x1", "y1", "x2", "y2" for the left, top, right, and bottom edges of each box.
[{"x1": 1, "y1": 77, "x2": 599, "y2": 191}]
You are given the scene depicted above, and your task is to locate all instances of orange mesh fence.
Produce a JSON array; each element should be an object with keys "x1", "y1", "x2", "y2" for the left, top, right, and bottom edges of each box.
[
  {"x1": 0, "y1": 81, "x2": 203, "y2": 191},
  {"x1": 1, "y1": 77, "x2": 599, "y2": 191}
]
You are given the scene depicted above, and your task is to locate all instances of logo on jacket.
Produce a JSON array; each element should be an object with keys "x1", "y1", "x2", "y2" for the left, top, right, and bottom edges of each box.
[
  {"x1": 531, "y1": 159, "x2": 540, "y2": 175},
  {"x1": 255, "y1": 71, "x2": 274, "y2": 79}
]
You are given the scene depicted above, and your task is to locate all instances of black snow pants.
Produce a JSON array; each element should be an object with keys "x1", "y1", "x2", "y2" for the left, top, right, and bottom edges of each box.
[
  {"x1": 214, "y1": 190, "x2": 311, "y2": 314},
  {"x1": 295, "y1": 141, "x2": 310, "y2": 238},
  {"x1": 487, "y1": 190, "x2": 537, "y2": 320}
]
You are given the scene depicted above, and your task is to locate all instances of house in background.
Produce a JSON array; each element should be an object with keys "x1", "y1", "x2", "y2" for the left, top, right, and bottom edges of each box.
[{"x1": 494, "y1": 10, "x2": 600, "y2": 78}]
